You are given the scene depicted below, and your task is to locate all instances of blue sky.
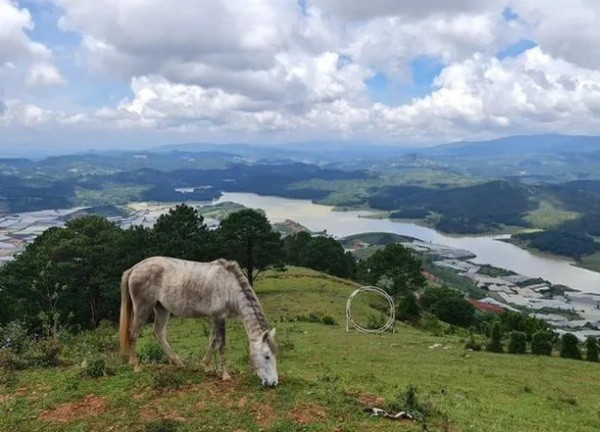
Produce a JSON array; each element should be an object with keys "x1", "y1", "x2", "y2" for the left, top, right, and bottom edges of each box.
[{"x1": 1, "y1": 0, "x2": 600, "y2": 154}]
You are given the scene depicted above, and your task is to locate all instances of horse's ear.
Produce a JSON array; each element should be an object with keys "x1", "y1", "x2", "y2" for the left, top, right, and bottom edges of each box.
[
  {"x1": 269, "y1": 328, "x2": 276, "y2": 338},
  {"x1": 262, "y1": 329, "x2": 269, "y2": 343}
]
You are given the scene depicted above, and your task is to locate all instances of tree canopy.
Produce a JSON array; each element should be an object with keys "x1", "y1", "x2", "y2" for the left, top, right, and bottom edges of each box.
[{"x1": 357, "y1": 243, "x2": 425, "y2": 297}]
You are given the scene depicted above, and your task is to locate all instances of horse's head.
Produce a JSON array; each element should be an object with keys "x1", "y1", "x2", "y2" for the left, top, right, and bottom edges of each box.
[{"x1": 250, "y1": 328, "x2": 278, "y2": 388}]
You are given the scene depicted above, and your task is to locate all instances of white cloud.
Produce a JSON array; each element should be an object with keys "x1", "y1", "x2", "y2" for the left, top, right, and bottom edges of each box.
[
  {"x1": 309, "y1": 0, "x2": 506, "y2": 20},
  {"x1": 0, "y1": 98, "x2": 51, "y2": 126},
  {"x1": 367, "y1": 47, "x2": 600, "y2": 141},
  {"x1": 345, "y1": 13, "x2": 523, "y2": 77},
  {"x1": 27, "y1": 62, "x2": 66, "y2": 86},
  {"x1": 511, "y1": 1, "x2": 600, "y2": 69},
  {"x1": 0, "y1": 0, "x2": 64, "y2": 94},
  {"x1": 0, "y1": 0, "x2": 50, "y2": 63},
  {"x1": 4, "y1": 0, "x2": 600, "y2": 146}
]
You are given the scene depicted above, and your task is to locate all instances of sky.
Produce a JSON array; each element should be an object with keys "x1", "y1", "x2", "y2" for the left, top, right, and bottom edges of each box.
[{"x1": 2, "y1": 0, "x2": 600, "y2": 154}]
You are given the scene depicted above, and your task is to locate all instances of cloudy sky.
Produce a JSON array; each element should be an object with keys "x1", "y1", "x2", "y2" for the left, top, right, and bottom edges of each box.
[{"x1": 2, "y1": 0, "x2": 600, "y2": 153}]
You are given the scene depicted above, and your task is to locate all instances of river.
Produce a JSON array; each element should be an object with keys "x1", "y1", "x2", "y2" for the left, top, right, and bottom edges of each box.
[{"x1": 214, "y1": 192, "x2": 600, "y2": 294}]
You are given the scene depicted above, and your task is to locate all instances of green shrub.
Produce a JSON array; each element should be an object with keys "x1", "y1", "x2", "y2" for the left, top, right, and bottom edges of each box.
[
  {"x1": 486, "y1": 322, "x2": 503, "y2": 353},
  {"x1": 365, "y1": 313, "x2": 387, "y2": 330},
  {"x1": 586, "y1": 337, "x2": 599, "y2": 362},
  {"x1": 0, "y1": 321, "x2": 31, "y2": 354},
  {"x1": 560, "y1": 333, "x2": 582, "y2": 360},
  {"x1": 531, "y1": 331, "x2": 553, "y2": 356},
  {"x1": 387, "y1": 384, "x2": 447, "y2": 427},
  {"x1": 508, "y1": 331, "x2": 527, "y2": 354},
  {"x1": 35, "y1": 338, "x2": 62, "y2": 367},
  {"x1": 145, "y1": 419, "x2": 180, "y2": 432},
  {"x1": 152, "y1": 369, "x2": 187, "y2": 390},
  {"x1": 0, "y1": 367, "x2": 19, "y2": 387},
  {"x1": 397, "y1": 294, "x2": 421, "y2": 324},
  {"x1": 139, "y1": 342, "x2": 167, "y2": 364},
  {"x1": 465, "y1": 336, "x2": 482, "y2": 351},
  {"x1": 0, "y1": 348, "x2": 29, "y2": 371},
  {"x1": 320, "y1": 314, "x2": 337, "y2": 326},
  {"x1": 422, "y1": 315, "x2": 444, "y2": 336},
  {"x1": 80, "y1": 357, "x2": 115, "y2": 378}
]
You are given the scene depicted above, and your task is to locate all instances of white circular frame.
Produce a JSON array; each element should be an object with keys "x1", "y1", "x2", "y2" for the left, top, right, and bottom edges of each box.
[{"x1": 346, "y1": 286, "x2": 395, "y2": 334}]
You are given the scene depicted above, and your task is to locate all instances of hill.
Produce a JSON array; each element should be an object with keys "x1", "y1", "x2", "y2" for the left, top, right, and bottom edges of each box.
[{"x1": 1, "y1": 267, "x2": 599, "y2": 432}]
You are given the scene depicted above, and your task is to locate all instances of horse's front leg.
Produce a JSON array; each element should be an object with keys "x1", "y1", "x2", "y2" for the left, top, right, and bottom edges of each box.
[{"x1": 214, "y1": 318, "x2": 231, "y2": 381}]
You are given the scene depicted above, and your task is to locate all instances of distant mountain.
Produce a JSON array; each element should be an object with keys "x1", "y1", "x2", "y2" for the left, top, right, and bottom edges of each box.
[{"x1": 421, "y1": 134, "x2": 600, "y2": 157}]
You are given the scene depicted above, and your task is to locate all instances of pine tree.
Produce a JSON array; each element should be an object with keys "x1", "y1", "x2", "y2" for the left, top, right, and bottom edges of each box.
[
  {"x1": 486, "y1": 322, "x2": 503, "y2": 353},
  {"x1": 531, "y1": 331, "x2": 553, "y2": 356},
  {"x1": 586, "y1": 336, "x2": 599, "y2": 362},
  {"x1": 560, "y1": 333, "x2": 582, "y2": 360},
  {"x1": 508, "y1": 331, "x2": 527, "y2": 354}
]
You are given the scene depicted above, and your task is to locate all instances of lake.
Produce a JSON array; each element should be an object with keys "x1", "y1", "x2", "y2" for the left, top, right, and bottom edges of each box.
[{"x1": 214, "y1": 192, "x2": 600, "y2": 294}]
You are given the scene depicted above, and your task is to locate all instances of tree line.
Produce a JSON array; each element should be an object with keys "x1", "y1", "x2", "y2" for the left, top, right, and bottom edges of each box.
[{"x1": 0, "y1": 204, "x2": 426, "y2": 332}]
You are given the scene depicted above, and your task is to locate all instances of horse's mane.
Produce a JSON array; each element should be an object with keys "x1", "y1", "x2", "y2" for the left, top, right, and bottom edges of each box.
[{"x1": 217, "y1": 259, "x2": 272, "y2": 336}]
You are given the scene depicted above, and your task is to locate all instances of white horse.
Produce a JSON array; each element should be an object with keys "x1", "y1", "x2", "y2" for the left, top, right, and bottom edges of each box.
[{"x1": 119, "y1": 256, "x2": 278, "y2": 387}]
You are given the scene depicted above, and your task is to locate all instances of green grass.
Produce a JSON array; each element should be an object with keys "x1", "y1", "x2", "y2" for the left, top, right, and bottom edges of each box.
[
  {"x1": 74, "y1": 184, "x2": 149, "y2": 206},
  {"x1": 524, "y1": 200, "x2": 581, "y2": 229},
  {"x1": 2, "y1": 268, "x2": 600, "y2": 431},
  {"x1": 578, "y1": 251, "x2": 600, "y2": 273}
]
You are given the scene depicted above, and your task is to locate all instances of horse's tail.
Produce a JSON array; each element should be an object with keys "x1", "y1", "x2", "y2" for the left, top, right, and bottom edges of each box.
[{"x1": 119, "y1": 267, "x2": 134, "y2": 358}]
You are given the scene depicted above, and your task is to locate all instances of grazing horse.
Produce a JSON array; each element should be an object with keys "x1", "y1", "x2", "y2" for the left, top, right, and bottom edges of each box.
[{"x1": 119, "y1": 256, "x2": 278, "y2": 387}]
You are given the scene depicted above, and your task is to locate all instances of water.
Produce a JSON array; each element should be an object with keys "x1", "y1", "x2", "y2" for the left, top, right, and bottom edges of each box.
[{"x1": 214, "y1": 192, "x2": 600, "y2": 294}]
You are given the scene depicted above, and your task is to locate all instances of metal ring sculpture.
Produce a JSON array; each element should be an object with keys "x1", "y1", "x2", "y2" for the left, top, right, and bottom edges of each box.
[{"x1": 346, "y1": 286, "x2": 395, "y2": 333}]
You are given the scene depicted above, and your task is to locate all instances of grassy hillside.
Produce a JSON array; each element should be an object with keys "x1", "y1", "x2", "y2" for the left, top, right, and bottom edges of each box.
[{"x1": 2, "y1": 268, "x2": 599, "y2": 432}]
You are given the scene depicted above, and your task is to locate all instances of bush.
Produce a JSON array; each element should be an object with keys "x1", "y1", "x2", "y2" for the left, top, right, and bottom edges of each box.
[
  {"x1": 152, "y1": 369, "x2": 187, "y2": 390},
  {"x1": 0, "y1": 348, "x2": 29, "y2": 371},
  {"x1": 80, "y1": 357, "x2": 115, "y2": 378},
  {"x1": 386, "y1": 384, "x2": 447, "y2": 428},
  {"x1": 139, "y1": 342, "x2": 167, "y2": 364},
  {"x1": 508, "y1": 331, "x2": 527, "y2": 354},
  {"x1": 0, "y1": 367, "x2": 19, "y2": 387},
  {"x1": 465, "y1": 336, "x2": 482, "y2": 351},
  {"x1": 560, "y1": 333, "x2": 582, "y2": 360},
  {"x1": 320, "y1": 315, "x2": 337, "y2": 326},
  {"x1": 145, "y1": 419, "x2": 180, "y2": 432},
  {"x1": 365, "y1": 313, "x2": 387, "y2": 330},
  {"x1": 0, "y1": 321, "x2": 31, "y2": 354},
  {"x1": 586, "y1": 337, "x2": 599, "y2": 362},
  {"x1": 397, "y1": 294, "x2": 421, "y2": 324},
  {"x1": 531, "y1": 331, "x2": 553, "y2": 356},
  {"x1": 486, "y1": 322, "x2": 503, "y2": 353},
  {"x1": 422, "y1": 315, "x2": 444, "y2": 336},
  {"x1": 35, "y1": 338, "x2": 62, "y2": 367},
  {"x1": 420, "y1": 287, "x2": 475, "y2": 327}
]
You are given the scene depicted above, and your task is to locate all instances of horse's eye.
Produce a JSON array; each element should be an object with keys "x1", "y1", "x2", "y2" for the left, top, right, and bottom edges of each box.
[{"x1": 265, "y1": 355, "x2": 271, "y2": 360}]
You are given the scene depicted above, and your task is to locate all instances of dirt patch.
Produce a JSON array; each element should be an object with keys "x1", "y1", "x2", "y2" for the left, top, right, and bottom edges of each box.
[
  {"x1": 351, "y1": 391, "x2": 386, "y2": 407},
  {"x1": 39, "y1": 395, "x2": 106, "y2": 423},
  {"x1": 190, "y1": 376, "x2": 241, "y2": 409},
  {"x1": 139, "y1": 404, "x2": 185, "y2": 421},
  {"x1": 249, "y1": 401, "x2": 276, "y2": 428},
  {"x1": 288, "y1": 402, "x2": 327, "y2": 425}
]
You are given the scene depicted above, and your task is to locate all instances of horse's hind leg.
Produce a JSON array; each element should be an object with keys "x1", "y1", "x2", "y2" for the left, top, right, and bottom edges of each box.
[
  {"x1": 214, "y1": 318, "x2": 231, "y2": 381},
  {"x1": 153, "y1": 304, "x2": 184, "y2": 367},
  {"x1": 202, "y1": 321, "x2": 218, "y2": 373},
  {"x1": 129, "y1": 303, "x2": 153, "y2": 372}
]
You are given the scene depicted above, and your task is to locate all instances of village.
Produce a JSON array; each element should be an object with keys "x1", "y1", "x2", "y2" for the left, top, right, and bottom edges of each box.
[
  {"x1": 2, "y1": 203, "x2": 600, "y2": 341},
  {"x1": 402, "y1": 240, "x2": 600, "y2": 341}
]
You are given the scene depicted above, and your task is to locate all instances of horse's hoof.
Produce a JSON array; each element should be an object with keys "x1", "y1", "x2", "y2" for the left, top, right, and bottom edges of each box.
[
  {"x1": 133, "y1": 365, "x2": 142, "y2": 373},
  {"x1": 221, "y1": 371, "x2": 232, "y2": 381}
]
